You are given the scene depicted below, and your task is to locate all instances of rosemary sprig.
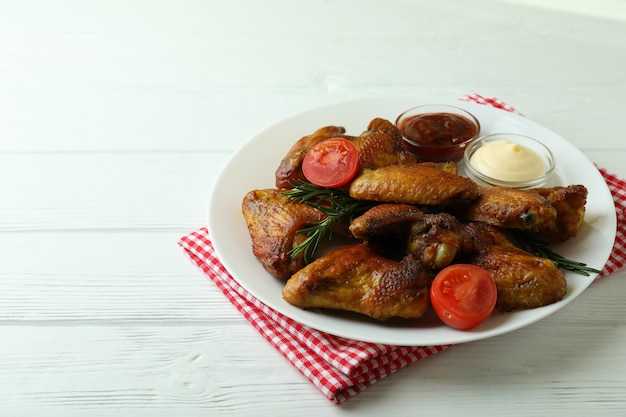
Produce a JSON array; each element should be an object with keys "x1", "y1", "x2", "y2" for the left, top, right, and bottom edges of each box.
[
  {"x1": 282, "y1": 181, "x2": 378, "y2": 264},
  {"x1": 509, "y1": 231, "x2": 602, "y2": 276}
]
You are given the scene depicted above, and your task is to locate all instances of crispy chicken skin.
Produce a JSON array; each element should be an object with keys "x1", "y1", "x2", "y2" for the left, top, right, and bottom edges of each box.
[
  {"x1": 349, "y1": 203, "x2": 465, "y2": 270},
  {"x1": 528, "y1": 185, "x2": 588, "y2": 241},
  {"x1": 349, "y1": 163, "x2": 479, "y2": 205},
  {"x1": 456, "y1": 185, "x2": 587, "y2": 241},
  {"x1": 349, "y1": 203, "x2": 424, "y2": 240},
  {"x1": 275, "y1": 125, "x2": 350, "y2": 189},
  {"x1": 406, "y1": 212, "x2": 467, "y2": 271},
  {"x1": 421, "y1": 161, "x2": 458, "y2": 175},
  {"x1": 351, "y1": 118, "x2": 419, "y2": 171},
  {"x1": 282, "y1": 243, "x2": 430, "y2": 321},
  {"x1": 457, "y1": 186, "x2": 557, "y2": 233},
  {"x1": 462, "y1": 222, "x2": 567, "y2": 311},
  {"x1": 242, "y1": 189, "x2": 327, "y2": 279}
]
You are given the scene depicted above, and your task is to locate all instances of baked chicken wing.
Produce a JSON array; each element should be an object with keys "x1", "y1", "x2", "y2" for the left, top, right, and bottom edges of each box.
[
  {"x1": 351, "y1": 118, "x2": 419, "y2": 171},
  {"x1": 461, "y1": 221, "x2": 567, "y2": 311},
  {"x1": 349, "y1": 163, "x2": 479, "y2": 205},
  {"x1": 349, "y1": 203, "x2": 424, "y2": 240},
  {"x1": 406, "y1": 212, "x2": 467, "y2": 271},
  {"x1": 456, "y1": 184, "x2": 587, "y2": 241},
  {"x1": 456, "y1": 185, "x2": 557, "y2": 234},
  {"x1": 242, "y1": 188, "x2": 327, "y2": 279},
  {"x1": 528, "y1": 185, "x2": 588, "y2": 241},
  {"x1": 282, "y1": 243, "x2": 430, "y2": 321},
  {"x1": 349, "y1": 203, "x2": 465, "y2": 270}
]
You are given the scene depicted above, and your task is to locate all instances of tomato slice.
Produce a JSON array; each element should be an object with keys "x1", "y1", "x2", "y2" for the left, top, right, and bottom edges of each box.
[
  {"x1": 302, "y1": 138, "x2": 359, "y2": 188},
  {"x1": 430, "y1": 264, "x2": 497, "y2": 330}
]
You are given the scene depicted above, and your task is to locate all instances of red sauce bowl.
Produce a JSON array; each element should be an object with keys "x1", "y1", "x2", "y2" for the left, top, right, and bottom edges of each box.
[{"x1": 395, "y1": 104, "x2": 480, "y2": 162}]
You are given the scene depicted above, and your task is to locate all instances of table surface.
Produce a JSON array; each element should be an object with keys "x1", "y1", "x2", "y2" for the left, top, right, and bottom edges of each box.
[{"x1": 2, "y1": 1, "x2": 626, "y2": 416}]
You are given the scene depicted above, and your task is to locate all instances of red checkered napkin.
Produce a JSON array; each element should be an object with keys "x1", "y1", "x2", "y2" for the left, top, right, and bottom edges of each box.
[
  {"x1": 178, "y1": 94, "x2": 626, "y2": 404},
  {"x1": 179, "y1": 228, "x2": 450, "y2": 403}
]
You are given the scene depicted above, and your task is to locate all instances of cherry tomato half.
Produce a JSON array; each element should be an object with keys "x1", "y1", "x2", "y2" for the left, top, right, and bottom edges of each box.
[
  {"x1": 430, "y1": 264, "x2": 497, "y2": 330},
  {"x1": 302, "y1": 137, "x2": 359, "y2": 188}
]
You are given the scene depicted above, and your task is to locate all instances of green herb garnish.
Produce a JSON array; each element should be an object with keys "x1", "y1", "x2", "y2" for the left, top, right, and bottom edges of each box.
[
  {"x1": 509, "y1": 231, "x2": 602, "y2": 276},
  {"x1": 282, "y1": 181, "x2": 378, "y2": 264}
]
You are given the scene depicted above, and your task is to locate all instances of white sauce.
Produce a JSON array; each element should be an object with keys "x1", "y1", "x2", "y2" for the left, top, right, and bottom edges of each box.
[{"x1": 469, "y1": 139, "x2": 546, "y2": 182}]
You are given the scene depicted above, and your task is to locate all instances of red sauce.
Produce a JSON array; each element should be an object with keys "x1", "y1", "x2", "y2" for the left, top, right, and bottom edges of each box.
[
  {"x1": 399, "y1": 113, "x2": 477, "y2": 146},
  {"x1": 398, "y1": 112, "x2": 478, "y2": 161}
]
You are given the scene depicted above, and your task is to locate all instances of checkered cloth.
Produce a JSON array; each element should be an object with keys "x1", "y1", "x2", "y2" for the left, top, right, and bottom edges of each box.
[{"x1": 178, "y1": 94, "x2": 625, "y2": 404}]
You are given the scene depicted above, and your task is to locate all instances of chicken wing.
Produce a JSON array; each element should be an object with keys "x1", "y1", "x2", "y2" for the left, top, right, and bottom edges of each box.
[
  {"x1": 406, "y1": 212, "x2": 467, "y2": 271},
  {"x1": 349, "y1": 163, "x2": 479, "y2": 205},
  {"x1": 351, "y1": 118, "x2": 419, "y2": 171},
  {"x1": 528, "y1": 184, "x2": 588, "y2": 241},
  {"x1": 455, "y1": 184, "x2": 587, "y2": 241},
  {"x1": 349, "y1": 203, "x2": 424, "y2": 240},
  {"x1": 348, "y1": 203, "x2": 465, "y2": 270},
  {"x1": 242, "y1": 188, "x2": 327, "y2": 279},
  {"x1": 461, "y1": 221, "x2": 567, "y2": 311},
  {"x1": 456, "y1": 185, "x2": 557, "y2": 234},
  {"x1": 282, "y1": 243, "x2": 430, "y2": 321}
]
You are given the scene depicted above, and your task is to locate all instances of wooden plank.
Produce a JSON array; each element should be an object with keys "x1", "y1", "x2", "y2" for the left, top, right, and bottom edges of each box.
[
  {"x1": 0, "y1": 274, "x2": 624, "y2": 416},
  {"x1": 0, "y1": 153, "x2": 224, "y2": 231},
  {"x1": 0, "y1": 230, "x2": 239, "y2": 321}
]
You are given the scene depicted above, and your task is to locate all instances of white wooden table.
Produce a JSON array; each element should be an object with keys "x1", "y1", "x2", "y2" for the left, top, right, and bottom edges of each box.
[{"x1": 1, "y1": 1, "x2": 626, "y2": 415}]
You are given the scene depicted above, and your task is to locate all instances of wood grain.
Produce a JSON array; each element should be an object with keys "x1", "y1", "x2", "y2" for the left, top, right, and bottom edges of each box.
[{"x1": 1, "y1": 0, "x2": 625, "y2": 415}]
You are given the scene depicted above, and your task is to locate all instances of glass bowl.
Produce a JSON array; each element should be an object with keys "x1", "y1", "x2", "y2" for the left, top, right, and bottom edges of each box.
[
  {"x1": 395, "y1": 104, "x2": 480, "y2": 162},
  {"x1": 463, "y1": 133, "x2": 556, "y2": 189}
]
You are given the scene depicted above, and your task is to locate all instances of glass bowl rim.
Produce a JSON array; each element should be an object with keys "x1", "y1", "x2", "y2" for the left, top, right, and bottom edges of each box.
[{"x1": 463, "y1": 132, "x2": 556, "y2": 188}]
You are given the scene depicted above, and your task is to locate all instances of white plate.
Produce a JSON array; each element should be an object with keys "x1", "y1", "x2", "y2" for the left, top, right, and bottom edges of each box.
[{"x1": 208, "y1": 97, "x2": 616, "y2": 346}]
